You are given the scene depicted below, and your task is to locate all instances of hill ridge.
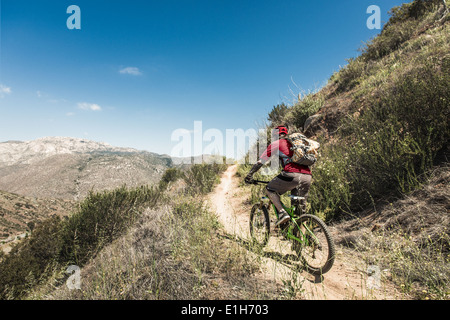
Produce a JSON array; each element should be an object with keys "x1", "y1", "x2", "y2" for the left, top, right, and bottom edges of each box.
[{"x1": 0, "y1": 136, "x2": 172, "y2": 200}]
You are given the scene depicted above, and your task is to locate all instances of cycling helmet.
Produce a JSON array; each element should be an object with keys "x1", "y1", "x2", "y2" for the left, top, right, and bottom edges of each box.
[{"x1": 275, "y1": 125, "x2": 288, "y2": 136}]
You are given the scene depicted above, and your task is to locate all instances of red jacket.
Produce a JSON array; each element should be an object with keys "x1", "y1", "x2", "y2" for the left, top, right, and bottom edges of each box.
[{"x1": 260, "y1": 139, "x2": 311, "y2": 175}]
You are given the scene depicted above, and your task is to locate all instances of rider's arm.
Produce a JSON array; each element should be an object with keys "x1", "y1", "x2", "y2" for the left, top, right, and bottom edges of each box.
[
  {"x1": 245, "y1": 140, "x2": 280, "y2": 182},
  {"x1": 246, "y1": 160, "x2": 263, "y2": 178},
  {"x1": 260, "y1": 140, "x2": 281, "y2": 164}
]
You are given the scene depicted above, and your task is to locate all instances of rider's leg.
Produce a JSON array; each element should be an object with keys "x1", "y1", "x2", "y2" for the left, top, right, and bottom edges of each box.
[
  {"x1": 290, "y1": 173, "x2": 312, "y2": 213},
  {"x1": 266, "y1": 172, "x2": 300, "y2": 226},
  {"x1": 265, "y1": 188, "x2": 284, "y2": 213},
  {"x1": 266, "y1": 188, "x2": 290, "y2": 227}
]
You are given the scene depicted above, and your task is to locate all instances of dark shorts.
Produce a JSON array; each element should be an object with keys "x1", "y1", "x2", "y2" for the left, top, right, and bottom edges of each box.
[{"x1": 266, "y1": 171, "x2": 312, "y2": 198}]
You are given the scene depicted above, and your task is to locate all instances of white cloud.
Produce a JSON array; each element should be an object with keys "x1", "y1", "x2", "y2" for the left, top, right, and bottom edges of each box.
[
  {"x1": 48, "y1": 98, "x2": 68, "y2": 104},
  {"x1": 66, "y1": 112, "x2": 75, "y2": 117},
  {"x1": 78, "y1": 102, "x2": 102, "y2": 111},
  {"x1": 36, "y1": 91, "x2": 68, "y2": 104},
  {"x1": 119, "y1": 67, "x2": 143, "y2": 76},
  {"x1": 0, "y1": 85, "x2": 12, "y2": 98}
]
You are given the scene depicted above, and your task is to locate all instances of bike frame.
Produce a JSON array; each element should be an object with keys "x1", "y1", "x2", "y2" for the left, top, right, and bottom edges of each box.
[
  {"x1": 260, "y1": 195, "x2": 318, "y2": 246},
  {"x1": 250, "y1": 179, "x2": 335, "y2": 275},
  {"x1": 252, "y1": 179, "x2": 320, "y2": 246}
]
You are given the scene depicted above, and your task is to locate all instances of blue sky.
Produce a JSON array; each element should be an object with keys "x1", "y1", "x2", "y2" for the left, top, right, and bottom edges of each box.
[{"x1": 0, "y1": 0, "x2": 408, "y2": 156}]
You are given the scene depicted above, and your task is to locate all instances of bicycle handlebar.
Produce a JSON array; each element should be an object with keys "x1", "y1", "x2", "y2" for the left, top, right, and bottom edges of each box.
[{"x1": 248, "y1": 179, "x2": 269, "y2": 185}]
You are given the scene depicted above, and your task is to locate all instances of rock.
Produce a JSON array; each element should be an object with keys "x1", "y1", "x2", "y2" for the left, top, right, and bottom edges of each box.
[{"x1": 304, "y1": 115, "x2": 322, "y2": 133}]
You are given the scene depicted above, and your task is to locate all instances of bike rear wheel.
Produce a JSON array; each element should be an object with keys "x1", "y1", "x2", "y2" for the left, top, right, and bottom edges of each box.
[
  {"x1": 291, "y1": 214, "x2": 335, "y2": 275},
  {"x1": 249, "y1": 204, "x2": 270, "y2": 246}
]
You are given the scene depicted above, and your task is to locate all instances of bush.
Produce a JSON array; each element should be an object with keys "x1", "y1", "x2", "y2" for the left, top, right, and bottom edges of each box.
[
  {"x1": 361, "y1": 0, "x2": 443, "y2": 62},
  {"x1": 308, "y1": 143, "x2": 352, "y2": 219},
  {"x1": 182, "y1": 163, "x2": 227, "y2": 195},
  {"x1": 285, "y1": 92, "x2": 324, "y2": 130},
  {"x1": 312, "y1": 57, "x2": 449, "y2": 220},
  {"x1": 0, "y1": 185, "x2": 161, "y2": 299},
  {"x1": 268, "y1": 103, "x2": 289, "y2": 125},
  {"x1": 361, "y1": 19, "x2": 418, "y2": 62},
  {"x1": 159, "y1": 168, "x2": 182, "y2": 191},
  {"x1": 386, "y1": 0, "x2": 444, "y2": 27},
  {"x1": 345, "y1": 59, "x2": 448, "y2": 205},
  {"x1": 331, "y1": 0, "x2": 446, "y2": 93},
  {"x1": 0, "y1": 216, "x2": 63, "y2": 299},
  {"x1": 330, "y1": 57, "x2": 373, "y2": 93},
  {"x1": 59, "y1": 185, "x2": 161, "y2": 266}
]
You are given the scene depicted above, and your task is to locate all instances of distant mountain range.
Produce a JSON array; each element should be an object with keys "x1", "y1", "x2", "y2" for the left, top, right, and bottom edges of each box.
[
  {"x1": 0, "y1": 137, "x2": 173, "y2": 200},
  {"x1": 0, "y1": 137, "x2": 229, "y2": 246}
]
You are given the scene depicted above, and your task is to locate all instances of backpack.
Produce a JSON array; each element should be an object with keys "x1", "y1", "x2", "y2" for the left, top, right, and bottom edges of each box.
[{"x1": 284, "y1": 133, "x2": 320, "y2": 166}]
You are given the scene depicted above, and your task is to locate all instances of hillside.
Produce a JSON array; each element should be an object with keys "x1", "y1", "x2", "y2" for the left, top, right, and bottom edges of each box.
[
  {"x1": 0, "y1": 190, "x2": 75, "y2": 252},
  {"x1": 0, "y1": 137, "x2": 173, "y2": 200},
  {"x1": 245, "y1": 0, "x2": 450, "y2": 299},
  {"x1": 0, "y1": 0, "x2": 448, "y2": 302},
  {"x1": 266, "y1": 0, "x2": 449, "y2": 219}
]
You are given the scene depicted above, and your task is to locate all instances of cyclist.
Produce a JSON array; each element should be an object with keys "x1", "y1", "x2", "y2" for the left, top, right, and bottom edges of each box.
[{"x1": 245, "y1": 125, "x2": 312, "y2": 227}]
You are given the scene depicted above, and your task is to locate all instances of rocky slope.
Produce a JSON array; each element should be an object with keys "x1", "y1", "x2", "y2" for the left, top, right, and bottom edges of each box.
[
  {"x1": 0, "y1": 190, "x2": 75, "y2": 250},
  {"x1": 0, "y1": 137, "x2": 173, "y2": 200}
]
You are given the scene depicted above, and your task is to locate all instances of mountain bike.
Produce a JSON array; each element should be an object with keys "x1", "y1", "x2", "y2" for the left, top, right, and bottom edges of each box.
[{"x1": 249, "y1": 180, "x2": 335, "y2": 275}]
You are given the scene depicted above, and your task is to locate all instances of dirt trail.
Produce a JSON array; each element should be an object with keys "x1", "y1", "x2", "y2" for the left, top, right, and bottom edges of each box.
[{"x1": 208, "y1": 165, "x2": 402, "y2": 300}]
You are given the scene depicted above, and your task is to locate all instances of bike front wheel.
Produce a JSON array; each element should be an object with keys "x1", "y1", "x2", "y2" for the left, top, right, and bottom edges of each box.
[
  {"x1": 291, "y1": 214, "x2": 335, "y2": 275},
  {"x1": 249, "y1": 204, "x2": 270, "y2": 246}
]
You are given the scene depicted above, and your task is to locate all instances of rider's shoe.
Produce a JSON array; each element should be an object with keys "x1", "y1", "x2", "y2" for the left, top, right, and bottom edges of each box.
[{"x1": 275, "y1": 211, "x2": 290, "y2": 227}]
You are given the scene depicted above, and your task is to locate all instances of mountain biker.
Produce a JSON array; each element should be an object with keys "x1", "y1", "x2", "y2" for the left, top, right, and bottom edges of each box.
[{"x1": 245, "y1": 125, "x2": 312, "y2": 227}]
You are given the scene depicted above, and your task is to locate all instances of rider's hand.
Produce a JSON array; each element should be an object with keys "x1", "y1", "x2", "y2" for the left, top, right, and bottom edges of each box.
[{"x1": 244, "y1": 174, "x2": 254, "y2": 184}]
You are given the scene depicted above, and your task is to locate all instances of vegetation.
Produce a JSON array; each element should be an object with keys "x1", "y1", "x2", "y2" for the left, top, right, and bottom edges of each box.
[
  {"x1": 0, "y1": 185, "x2": 161, "y2": 299},
  {"x1": 285, "y1": 92, "x2": 325, "y2": 131},
  {"x1": 159, "y1": 162, "x2": 227, "y2": 195},
  {"x1": 311, "y1": 57, "x2": 449, "y2": 217},
  {"x1": 242, "y1": 0, "x2": 449, "y2": 299},
  {"x1": 1, "y1": 162, "x2": 285, "y2": 300},
  {"x1": 337, "y1": 165, "x2": 449, "y2": 299},
  {"x1": 259, "y1": 0, "x2": 450, "y2": 220},
  {"x1": 182, "y1": 163, "x2": 228, "y2": 195},
  {"x1": 268, "y1": 103, "x2": 289, "y2": 125},
  {"x1": 1, "y1": 0, "x2": 448, "y2": 301}
]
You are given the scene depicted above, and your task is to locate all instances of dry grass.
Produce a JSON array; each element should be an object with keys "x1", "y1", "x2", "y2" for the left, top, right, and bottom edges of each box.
[
  {"x1": 333, "y1": 165, "x2": 450, "y2": 299},
  {"x1": 27, "y1": 197, "x2": 284, "y2": 300}
]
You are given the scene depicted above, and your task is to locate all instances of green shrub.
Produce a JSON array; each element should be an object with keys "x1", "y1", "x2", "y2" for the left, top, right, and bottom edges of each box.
[
  {"x1": 330, "y1": 57, "x2": 369, "y2": 92},
  {"x1": 361, "y1": 0, "x2": 444, "y2": 62},
  {"x1": 159, "y1": 167, "x2": 182, "y2": 191},
  {"x1": 285, "y1": 92, "x2": 324, "y2": 130},
  {"x1": 0, "y1": 185, "x2": 162, "y2": 299},
  {"x1": 386, "y1": 0, "x2": 444, "y2": 27},
  {"x1": 308, "y1": 143, "x2": 352, "y2": 219},
  {"x1": 268, "y1": 103, "x2": 289, "y2": 125},
  {"x1": 361, "y1": 19, "x2": 418, "y2": 62},
  {"x1": 346, "y1": 59, "x2": 448, "y2": 204},
  {"x1": 59, "y1": 185, "x2": 161, "y2": 265},
  {"x1": 183, "y1": 163, "x2": 227, "y2": 195},
  {"x1": 331, "y1": 0, "x2": 446, "y2": 93},
  {"x1": 313, "y1": 57, "x2": 449, "y2": 220},
  {"x1": 0, "y1": 216, "x2": 63, "y2": 299}
]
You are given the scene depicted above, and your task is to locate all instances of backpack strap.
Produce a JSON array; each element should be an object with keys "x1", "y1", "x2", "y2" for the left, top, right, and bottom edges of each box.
[
  {"x1": 278, "y1": 151, "x2": 292, "y2": 167},
  {"x1": 277, "y1": 138, "x2": 292, "y2": 167}
]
